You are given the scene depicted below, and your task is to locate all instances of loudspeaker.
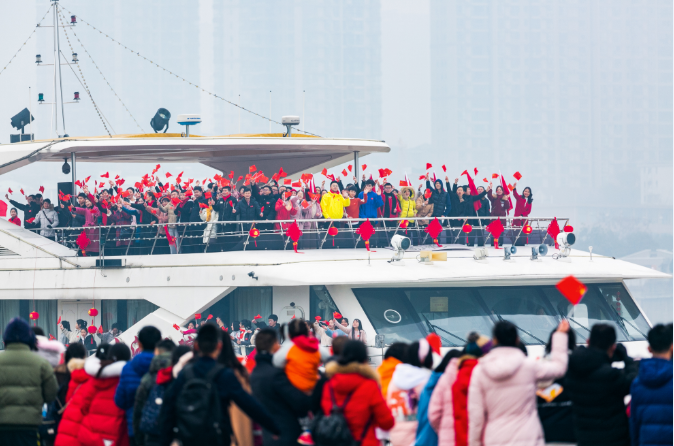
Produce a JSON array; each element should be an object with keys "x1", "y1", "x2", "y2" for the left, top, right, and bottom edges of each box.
[
  {"x1": 538, "y1": 244, "x2": 549, "y2": 256},
  {"x1": 57, "y1": 182, "x2": 73, "y2": 195}
]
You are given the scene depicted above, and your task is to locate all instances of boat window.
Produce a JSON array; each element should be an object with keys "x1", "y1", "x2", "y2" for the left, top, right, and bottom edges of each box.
[
  {"x1": 310, "y1": 286, "x2": 341, "y2": 323},
  {"x1": 403, "y1": 289, "x2": 494, "y2": 347},
  {"x1": 352, "y1": 283, "x2": 649, "y2": 347},
  {"x1": 352, "y1": 288, "x2": 429, "y2": 345},
  {"x1": 476, "y1": 287, "x2": 560, "y2": 345},
  {"x1": 200, "y1": 287, "x2": 273, "y2": 331},
  {"x1": 541, "y1": 284, "x2": 648, "y2": 342},
  {"x1": 597, "y1": 284, "x2": 650, "y2": 341}
]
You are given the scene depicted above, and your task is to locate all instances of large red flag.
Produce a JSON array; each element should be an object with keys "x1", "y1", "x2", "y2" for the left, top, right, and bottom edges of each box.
[{"x1": 461, "y1": 170, "x2": 481, "y2": 212}]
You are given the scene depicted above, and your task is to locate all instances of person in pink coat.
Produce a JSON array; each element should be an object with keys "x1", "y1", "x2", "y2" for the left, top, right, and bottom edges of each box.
[
  {"x1": 467, "y1": 320, "x2": 569, "y2": 446},
  {"x1": 74, "y1": 197, "x2": 101, "y2": 254}
]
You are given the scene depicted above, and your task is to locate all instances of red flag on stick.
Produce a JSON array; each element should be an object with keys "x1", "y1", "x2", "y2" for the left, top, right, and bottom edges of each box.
[
  {"x1": 556, "y1": 275, "x2": 587, "y2": 305},
  {"x1": 461, "y1": 170, "x2": 482, "y2": 212}
]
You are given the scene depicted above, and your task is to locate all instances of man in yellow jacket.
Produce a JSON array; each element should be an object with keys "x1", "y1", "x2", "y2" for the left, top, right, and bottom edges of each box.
[{"x1": 320, "y1": 181, "x2": 350, "y2": 219}]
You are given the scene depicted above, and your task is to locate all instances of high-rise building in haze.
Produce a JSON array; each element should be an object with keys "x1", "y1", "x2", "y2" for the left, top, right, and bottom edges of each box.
[
  {"x1": 37, "y1": 0, "x2": 381, "y2": 140},
  {"x1": 430, "y1": 0, "x2": 672, "y2": 231}
]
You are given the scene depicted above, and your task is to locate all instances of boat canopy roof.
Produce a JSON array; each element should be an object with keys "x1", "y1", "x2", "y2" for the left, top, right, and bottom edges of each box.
[{"x1": 0, "y1": 133, "x2": 390, "y2": 176}]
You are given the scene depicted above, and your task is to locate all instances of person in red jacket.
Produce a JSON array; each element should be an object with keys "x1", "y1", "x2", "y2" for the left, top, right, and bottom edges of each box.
[
  {"x1": 9, "y1": 207, "x2": 21, "y2": 226},
  {"x1": 512, "y1": 183, "x2": 532, "y2": 227},
  {"x1": 74, "y1": 343, "x2": 132, "y2": 446},
  {"x1": 321, "y1": 341, "x2": 395, "y2": 446},
  {"x1": 274, "y1": 195, "x2": 298, "y2": 231},
  {"x1": 54, "y1": 354, "x2": 90, "y2": 446}
]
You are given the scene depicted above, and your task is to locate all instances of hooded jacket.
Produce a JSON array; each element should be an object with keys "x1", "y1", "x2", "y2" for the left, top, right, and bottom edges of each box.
[
  {"x1": 322, "y1": 361, "x2": 394, "y2": 446},
  {"x1": 34, "y1": 207, "x2": 60, "y2": 237},
  {"x1": 273, "y1": 335, "x2": 330, "y2": 393},
  {"x1": 54, "y1": 358, "x2": 90, "y2": 446},
  {"x1": 35, "y1": 334, "x2": 66, "y2": 367},
  {"x1": 77, "y1": 356, "x2": 130, "y2": 446},
  {"x1": 398, "y1": 187, "x2": 417, "y2": 219},
  {"x1": 387, "y1": 363, "x2": 432, "y2": 446},
  {"x1": 250, "y1": 352, "x2": 312, "y2": 446},
  {"x1": 114, "y1": 351, "x2": 154, "y2": 438},
  {"x1": 377, "y1": 357, "x2": 402, "y2": 398},
  {"x1": 321, "y1": 191, "x2": 350, "y2": 219},
  {"x1": 565, "y1": 345, "x2": 638, "y2": 446},
  {"x1": 133, "y1": 352, "x2": 172, "y2": 445},
  {"x1": 426, "y1": 180, "x2": 448, "y2": 217},
  {"x1": 358, "y1": 190, "x2": 384, "y2": 218},
  {"x1": 630, "y1": 357, "x2": 673, "y2": 446},
  {"x1": 0, "y1": 342, "x2": 59, "y2": 427},
  {"x1": 467, "y1": 332, "x2": 568, "y2": 446}
]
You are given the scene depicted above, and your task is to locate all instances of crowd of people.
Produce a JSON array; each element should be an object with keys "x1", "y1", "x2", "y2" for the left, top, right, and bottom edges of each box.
[
  {"x1": 3, "y1": 166, "x2": 535, "y2": 255},
  {"x1": 0, "y1": 312, "x2": 670, "y2": 446}
]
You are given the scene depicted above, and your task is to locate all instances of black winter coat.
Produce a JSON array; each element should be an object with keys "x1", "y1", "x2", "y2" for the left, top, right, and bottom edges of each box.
[
  {"x1": 254, "y1": 189, "x2": 277, "y2": 221},
  {"x1": 250, "y1": 353, "x2": 311, "y2": 446},
  {"x1": 215, "y1": 195, "x2": 237, "y2": 222},
  {"x1": 477, "y1": 197, "x2": 491, "y2": 217},
  {"x1": 9, "y1": 199, "x2": 40, "y2": 228},
  {"x1": 565, "y1": 345, "x2": 638, "y2": 446},
  {"x1": 235, "y1": 198, "x2": 262, "y2": 221},
  {"x1": 537, "y1": 375, "x2": 575, "y2": 443},
  {"x1": 426, "y1": 180, "x2": 448, "y2": 217},
  {"x1": 159, "y1": 356, "x2": 280, "y2": 446},
  {"x1": 188, "y1": 197, "x2": 208, "y2": 223}
]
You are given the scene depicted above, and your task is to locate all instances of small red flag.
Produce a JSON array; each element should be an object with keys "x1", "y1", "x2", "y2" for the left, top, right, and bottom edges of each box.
[
  {"x1": 101, "y1": 172, "x2": 109, "y2": 178},
  {"x1": 347, "y1": 165, "x2": 352, "y2": 172},
  {"x1": 85, "y1": 176, "x2": 91, "y2": 183},
  {"x1": 361, "y1": 164, "x2": 367, "y2": 171},
  {"x1": 474, "y1": 168, "x2": 478, "y2": 175},
  {"x1": 195, "y1": 313, "x2": 202, "y2": 320},
  {"x1": 556, "y1": 276, "x2": 587, "y2": 305},
  {"x1": 199, "y1": 203, "x2": 209, "y2": 209},
  {"x1": 442, "y1": 165, "x2": 447, "y2": 172},
  {"x1": 418, "y1": 175, "x2": 425, "y2": 180},
  {"x1": 341, "y1": 169, "x2": 348, "y2": 177},
  {"x1": 424, "y1": 189, "x2": 432, "y2": 199},
  {"x1": 236, "y1": 176, "x2": 243, "y2": 182},
  {"x1": 513, "y1": 171, "x2": 522, "y2": 181},
  {"x1": 38, "y1": 185, "x2": 45, "y2": 193},
  {"x1": 173, "y1": 324, "x2": 180, "y2": 331},
  {"x1": 483, "y1": 178, "x2": 488, "y2": 183},
  {"x1": 249, "y1": 165, "x2": 257, "y2": 173},
  {"x1": 166, "y1": 172, "x2": 172, "y2": 178},
  {"x1": 333, "y1": 312, "x2": 343, "y2": 320},
  {"x1": 315, "y1": 316, "x2": 322, "y2": 321},
  {"x1": 492, "y1": 173, "x2": 499, "y2": 179},
  {"x1": 207, "y1": 314, "x2": 213, "y2": 320},
  {"x1": 57, "y1": 316, "x2": 61, "y2": 324},
  {"x1": 7, "y1": 188, "x2": 12, "y2": 194},
  {"x1": 228, "y1": 171, "x2": 234, "y2": 179},
  {"x1": 284, "y1": 179, "x2": 292, "y2": 185},
  {"x1": 426, "y1": 163, "x2": 432, "y2": 170},
  {"x1": 321, "y1": 168, "x2": 328, "y2": 176}
]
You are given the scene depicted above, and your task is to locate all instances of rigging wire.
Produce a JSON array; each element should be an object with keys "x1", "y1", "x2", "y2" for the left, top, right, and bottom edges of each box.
[
  {"x1": 58, "y1": 5, "x2": 321, "y2": 137},
  {"x1": 57, "y1": 9, "x2": 145, "y2": 133},
  {"x1": 56, "y1": 10, "x2": 113, "y2": 136},
  {"x1": 0, "y1": 6, "x2": 52, "y2": 79}
]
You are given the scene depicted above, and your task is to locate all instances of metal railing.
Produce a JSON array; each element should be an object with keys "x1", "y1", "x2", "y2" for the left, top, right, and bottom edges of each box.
[{"x1": 27, "y1": 216, "x2": 568, "y2": 259}]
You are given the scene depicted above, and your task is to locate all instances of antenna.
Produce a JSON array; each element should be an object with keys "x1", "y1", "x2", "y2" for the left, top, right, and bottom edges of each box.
[
  {"x1": 303, "y1": 90, "x2": 305, "y2": 132},
  {"x1": 269, "y1": 90, "x2": 272, "y2": 133}
]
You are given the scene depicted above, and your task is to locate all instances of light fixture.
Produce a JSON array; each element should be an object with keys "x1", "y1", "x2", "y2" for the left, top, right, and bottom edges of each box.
[
  {"x1": 504, "y1": 245, "x2": 517, "y2": 261},
  {"x1": 531, "y1": 244, "x2": 549, "y2": 261},
  {"x1": 473, "y1": 247, "x2": 488, "y2": 261},
  {"x1": 73, "y1": 91, "x2": 80, "y2": 101},
  {"x1": 389, "y1": 234, "x2": 411, "y2": 262},
  {"x1": 553, "y1": 232, "x2": 576, "y2": 259},
  {"x1": 35, "y1": 54, "x2": 42, "y2": 64},
  {"x1": 38, "y1": 93, "x2": 44, "y2": 103},
  {"x1": 10, "y1": 108, "x2": 34, "y2": 133},
  {"x1": 72, "y1": 52, "x2": 78, "y2": 63},
  {"x1": 62, "y1": 158, "x2": 70, "y2": 175},
  {"x1": 150, "y1": 108, "x2": 171, "y2": 133}
]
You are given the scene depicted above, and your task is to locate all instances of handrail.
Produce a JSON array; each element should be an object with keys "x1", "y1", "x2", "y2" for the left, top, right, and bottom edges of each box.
[{"x1": 0, "y1": 227, "x2": 80, "y2": 268}]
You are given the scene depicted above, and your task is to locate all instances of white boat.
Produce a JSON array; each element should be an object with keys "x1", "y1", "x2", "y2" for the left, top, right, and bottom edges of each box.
[{"x1": 0, "y1": 134, "x2": 668, "y2": 361}]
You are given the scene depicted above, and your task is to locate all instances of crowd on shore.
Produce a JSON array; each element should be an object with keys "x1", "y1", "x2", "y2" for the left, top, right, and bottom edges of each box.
[
  {"x1": 0, "y1": 311, "x2": 670, "y2": 446},
  {"x1": 2, "y1": 165, "x2": 534, "y2": 255}
]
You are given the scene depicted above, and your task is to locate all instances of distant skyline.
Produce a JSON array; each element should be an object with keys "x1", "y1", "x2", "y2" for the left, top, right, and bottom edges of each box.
[{"x1": 0, "y1": 0, "x2": 671, "y2": 243}]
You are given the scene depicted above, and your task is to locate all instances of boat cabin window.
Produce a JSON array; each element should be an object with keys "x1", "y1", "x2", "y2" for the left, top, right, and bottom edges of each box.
[
  {"x1": 310, "y1": 286, "x2": 341, "y2": 323},
  {"x1": 198, "y1": 287, "x2": 273, "y2": 331},
  {"x1": 353, "y1": 283, "x2": 649, "y2": 347}
]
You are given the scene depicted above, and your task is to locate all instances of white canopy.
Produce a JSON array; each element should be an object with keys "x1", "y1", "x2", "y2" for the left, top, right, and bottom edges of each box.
[{"x1": 0, "y1": 134, "x2": 390, "y2": 177}]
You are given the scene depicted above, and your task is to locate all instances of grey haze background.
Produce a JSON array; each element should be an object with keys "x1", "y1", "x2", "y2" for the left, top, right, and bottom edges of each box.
[{"x1": 0, "y1": 0, "x2": 671, "y2": 321}]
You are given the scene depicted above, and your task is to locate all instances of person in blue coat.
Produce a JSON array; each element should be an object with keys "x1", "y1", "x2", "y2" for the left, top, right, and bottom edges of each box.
[
  {"x1": 114, "y1": 325, "x2": 161, "y2": 444},
  {"x1": 358, "y1": 179, "x2": 383, "y2": 218},
  {"x1": 630, "y1": 323, "x2": 673, "y2": 446}
]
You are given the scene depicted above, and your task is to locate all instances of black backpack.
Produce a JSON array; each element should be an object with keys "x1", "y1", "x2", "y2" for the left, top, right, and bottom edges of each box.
[
  {"x1": 175, "y1": 363, "x2": 225, "y2": 445},
  {"x1": 139, "y1": 382, "x2": 166, "y2": 436},
  {"x1": 312, "y1": 384, "x2": 372, "y2": 446}
]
